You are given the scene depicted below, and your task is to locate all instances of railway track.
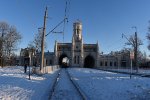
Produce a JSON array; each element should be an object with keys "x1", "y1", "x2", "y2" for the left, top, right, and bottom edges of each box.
[
  {"x1": 49, "y1": 68, "x2": 88, "y2": 100},
  {"x1": 65, "y1": 68, "x2": 88, "y2": 100},
  {"x1": 48, "y1": 69, "x2": 61, "y2": 99}
]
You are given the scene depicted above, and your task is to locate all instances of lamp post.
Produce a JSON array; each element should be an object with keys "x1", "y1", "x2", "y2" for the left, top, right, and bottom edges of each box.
[
  {"x1": 29, "y1": 48, "x2": 34, "y2": 80},
  {"x1": 130, "y1": 51, "x2": 134, "y2": 79},
  {"x1": 28, "y1": 48, "x2": 31, "y2": 80},
  {"x1": 29, "y1": 64, "x2": 31, "y2": 80}
]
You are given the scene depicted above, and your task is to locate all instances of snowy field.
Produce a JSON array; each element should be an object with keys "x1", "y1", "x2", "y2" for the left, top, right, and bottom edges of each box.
[
  {"x1": 0, "y1": 66, "x2": 59, "y2": 100},
  {"x1": 0, "y1": 66, "x2": 150, "y2": 100},
  {"x1": 68, "y1": 68, "x2": 150, "y2": 100},
  {"x1": 109, "y1": 68, "x2": 150, "y2": 74}
]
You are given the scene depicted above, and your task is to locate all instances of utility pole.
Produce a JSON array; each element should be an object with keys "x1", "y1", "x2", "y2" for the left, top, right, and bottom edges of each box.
[
  {"x1": 134, "y1": 30, "x2": 138, "y2": 72},
  {"x1": 40, "y1": 7, "x2": 48, "y2": 72},
  {"x1": 39, "y1": 1, "x2": 69, "y2": 70}
]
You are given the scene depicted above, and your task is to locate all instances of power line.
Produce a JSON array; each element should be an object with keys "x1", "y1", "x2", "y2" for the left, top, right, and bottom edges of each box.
[
  {"x1": 62, "y1": 1, "x2": 68, "y2": 43},
  {"x1": 45, "y1": 17, "x2": 68, "y2": 37},
  {"x1": 45, "y1": 0, "x2": 70, "y2": 42}
]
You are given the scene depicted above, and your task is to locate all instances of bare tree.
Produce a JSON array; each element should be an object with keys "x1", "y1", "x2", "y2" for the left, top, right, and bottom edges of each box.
[
  {"x1": 147, "y1": 33, "x2": 150, "y2": 50},
  {"x1": 28, "y1": 28, "x2": 47, "y2": 52},
  {"x1": 125, "y1": 33, "x2": 143, "y2": 72},
  {"x1": 0, "y1": 22, "x2": 22, "y2": 66},
  {"x1": 0, "y1": 22, "x2": 9, "y2": 67},
  {"x1": 147, "y1": 21, "x2": 150, "y2": 50}
]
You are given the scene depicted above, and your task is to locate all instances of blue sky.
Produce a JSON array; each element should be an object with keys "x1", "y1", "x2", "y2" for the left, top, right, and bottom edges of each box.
[{"x1": 0, "y1": 0, "x2": 150, "y2": 56}]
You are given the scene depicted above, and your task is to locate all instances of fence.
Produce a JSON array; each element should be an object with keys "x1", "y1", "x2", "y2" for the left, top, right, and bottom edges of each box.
[{"x1": 32, "y1": 65, "x2": 60, "y2": 74}]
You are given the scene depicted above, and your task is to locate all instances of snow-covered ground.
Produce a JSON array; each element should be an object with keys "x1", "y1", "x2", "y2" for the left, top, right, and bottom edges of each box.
[
  {"x1": 68, "y1": 68, "x2": 150, "y2": 100},
  {"x1": 51, "y1": 69, "x2": 82, "y2": 100},
  {"x1": 102, "y1": 68, "x2": 150, "y2": 74},
  {"x1": 0, "y1": 66, "x2": 150, "y2": 100},
  {"x1": 0, "y1": 66, "x2": 59, "y2": 100}
]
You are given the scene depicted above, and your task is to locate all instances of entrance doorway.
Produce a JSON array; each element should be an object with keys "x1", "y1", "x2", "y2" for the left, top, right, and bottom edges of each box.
[
  {"x1": 84, "y1": 55, "x2": 95, "y2": 68},
  {"x1": 59, "y1": 54, "x2": 69, "y2": 68}
]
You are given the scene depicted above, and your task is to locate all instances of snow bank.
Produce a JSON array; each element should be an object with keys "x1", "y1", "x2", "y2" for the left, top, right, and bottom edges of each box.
[
  {"x1": 68, "y1": 68, "x2": 150, "y2": 100},
  {"x1": 0, "y1": 66, "x2": 59, "y2": 100},
  {"x1": 103, "y1": 68, "x2": 150, "y2": 75}
]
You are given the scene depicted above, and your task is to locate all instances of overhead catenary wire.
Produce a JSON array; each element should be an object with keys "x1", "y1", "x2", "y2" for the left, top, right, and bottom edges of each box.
[
  {"x1": 67, "y1": 0, "x2": 71, "y2": 21},
  {"x1": 62, "y1": 1, "x2": 68, "y2": 43},
  {"x1": 45, "y1": 0, "x2": 70, "y2": 38},
  {"x1": 45, "y1": 17, "x2": 68, "y2": 37}
]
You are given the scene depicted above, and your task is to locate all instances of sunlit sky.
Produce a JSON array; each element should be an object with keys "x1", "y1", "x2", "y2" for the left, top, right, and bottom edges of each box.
[{"x1": 0, "y1": 0, "x2": 150, "y2": 56}]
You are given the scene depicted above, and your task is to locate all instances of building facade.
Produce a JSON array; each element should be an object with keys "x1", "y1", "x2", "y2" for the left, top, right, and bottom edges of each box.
[
  {"x1": 99, "y1": 50, "x2": 131, "y2": 69},
  {"x1": 54, "y1": 21, "x2": 99, "y2": 67},
  {"x1": 20, "y1": 21, "x2": 131, "y2": 68}
]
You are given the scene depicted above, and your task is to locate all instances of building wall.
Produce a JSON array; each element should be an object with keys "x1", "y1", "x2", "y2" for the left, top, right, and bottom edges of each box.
[{"x1": 98, "y1": 55, "x2": 118, "y2": 69}]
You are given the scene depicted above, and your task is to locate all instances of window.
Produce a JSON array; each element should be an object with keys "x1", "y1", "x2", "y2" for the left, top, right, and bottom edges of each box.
[
  {"x1": 76, "y1": 46, "x2": 78, "y2": 49},
  {"x1": 77, "y1": 56, "x2": 79, "y2": 64},
  {"x1": 50, "y1": 60, "x2": 52, "y2": 65},
  {"x1": 77, "y1": 29, "x2": 79, "y2": 34},
  {"x1": 100, "y1": 62, "x2": 103, "y2": 66},
  {"x1": 58, "y1": 47, "x2": 61, "y2": 50},
  {"x1": 93, "y1": 48, "x2": 96, "y2": 52},
  {"x1": 110, "y1": 62, "x2": 112, "y2": 66},
  {"x1": 114, "y1": 62, "x2": 117, "y2": 66},
  {"x1": 105, "y1": 61, "x2": 107, "y2": 66},
  {"x1": 74, "y1": 56, "x2": 76, "y2": 64},
  {"x1": 46, "y1": 60, "x2": 48, "y2": 65}
]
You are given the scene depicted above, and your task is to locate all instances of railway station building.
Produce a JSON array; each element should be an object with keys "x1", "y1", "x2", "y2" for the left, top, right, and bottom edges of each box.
[{"x1": 20, "y1": 21, "x2": 131, "y2": 68}]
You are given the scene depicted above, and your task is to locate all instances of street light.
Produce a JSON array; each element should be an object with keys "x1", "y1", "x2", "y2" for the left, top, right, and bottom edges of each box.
[
  {"x1": 122, "y1": 33, "x2": 134, "y2": 79},
  {"x1": 29, "y1": 48, "x2": 34, "y2": 80},
  {"x1": 130, "y1": 51, "x2": 134, "y2": 79}
]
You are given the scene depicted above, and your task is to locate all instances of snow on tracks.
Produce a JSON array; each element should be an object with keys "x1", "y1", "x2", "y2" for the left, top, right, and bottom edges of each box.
[{"x1": 49, "y1": 68, "x2": 86, "y2": 100}]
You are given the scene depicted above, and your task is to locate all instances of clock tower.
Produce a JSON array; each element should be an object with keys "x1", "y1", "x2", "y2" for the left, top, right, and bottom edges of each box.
[{"x1": 72, "y1": 21, "x2": 84, "y2": 67}]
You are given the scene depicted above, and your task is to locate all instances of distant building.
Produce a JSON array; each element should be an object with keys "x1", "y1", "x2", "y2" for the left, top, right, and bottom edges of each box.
[
  {"x1": 99, "y1": 50, "x2": 130, "y2": 69},
  {"x1": 36, "y1": 51, "x2": 55, "y2": 66},
  {"x1": 20, "y1": 48, "x2": 36, "y2": 66}
]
